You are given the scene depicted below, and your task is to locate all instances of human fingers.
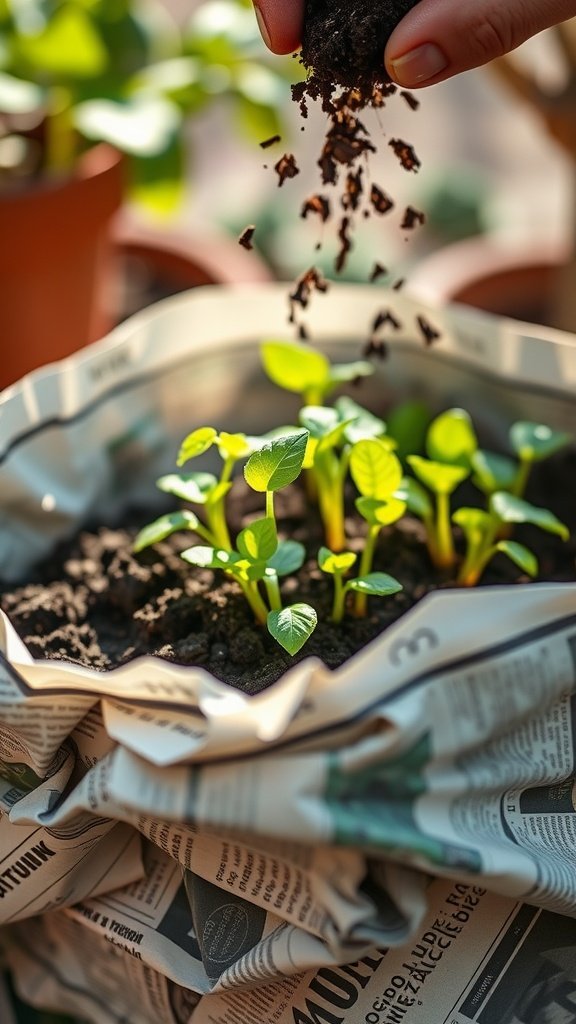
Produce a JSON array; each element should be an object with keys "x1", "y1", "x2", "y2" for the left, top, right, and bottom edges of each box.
[
  {"x1": 252, "y1": 0, "x2": 304, "y2": 54},
  {"x1": 385, "y1": 0, "x2": 576, "y2": 88}
]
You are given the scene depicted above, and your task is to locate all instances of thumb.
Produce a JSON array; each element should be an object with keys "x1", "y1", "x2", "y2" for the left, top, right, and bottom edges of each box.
[
  {"x1": 385, "y1": 0, "x2": 576, "y2": 87},
  {"x1": 252, "y1": 0, "x2": 304, "y2": 55}
]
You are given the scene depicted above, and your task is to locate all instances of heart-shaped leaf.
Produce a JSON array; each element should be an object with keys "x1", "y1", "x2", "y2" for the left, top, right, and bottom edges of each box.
[
  {"x1": 397, "y1": 476, "x2": 433, "y2": 521},
  {"x1": 237, "y1": 517, "x2": 278, "y2": 562},
  {"x1": 299, "y1": 406, "x2": 339, "y2": 439},
  {"x1": 407, "y1": 456, "x2": 468, "y2": 496},
  {"x1": 347, "y1": 573, "x2": 403, "y2": 597},
  {"x1": 426, "y1": 408, "x2": 477, "y2": 467},
  {"x1": 452, "y1": 507, "x2": 492, "y2": 545},
  {"x1": 355, "y1": 496, "x2": 406, "y2": 527},
  {"x1": 157, "y1": 472, "x2": 217, "y2": 504},
  {"x1": 133, "y1": 510, "x2": 199, "y2": 552},
  {"x1": 267, "y1": 603, "x2": 317, "y2": 655},
  {"x1": 268, "y1": 540, "x2": 305, "y2": 577},
  {"x1": 335, "y1": 396, "x2": 387, "y2": 444},
  {"x1": 244, "y1": 431, "x2": 308, "y2": 492},
  {"x1": 490, "y1": 493, "x2": 569, "y2": 539},
  {"x1": 330, "y1": 360, "x2": 374, "y2": 386},
  {"x1": 217, "y1": 432, "x2": 254, "y2": 461},
  {"x1": 261, "y1": 340, "x2": 330, "y2": 395},
  {"x1": 181, "y1": 545, "x2": 239, "y2": 570},
  {"x1": 471, "y1": 449, "x2": 517, "y2": 495},
  {"x1": 386, "y1": 400, "x2": 429, "y2": 460},
  {"x1": 510, "y1": 422, "x2": 571, "y2": 463},
  {"x1": 350, "y1": 440, "x2": 402, "y2": 500},
  {"x1": 495, "y1": 541, "x2": 538, "y2": 577},
  {"x1": 177, "y1": 427, "x2": 217, "y2": 466},
  {"x1": 318, "y1": 547, "x2": 357, "y2": 574}
]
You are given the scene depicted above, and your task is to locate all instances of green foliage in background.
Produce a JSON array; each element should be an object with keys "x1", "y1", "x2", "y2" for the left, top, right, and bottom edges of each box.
[{"x1": 0, "y1": 0, "x2": 292, "y2": 212}]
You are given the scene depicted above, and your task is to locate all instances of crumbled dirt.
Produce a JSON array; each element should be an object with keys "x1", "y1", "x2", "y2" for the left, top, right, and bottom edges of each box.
[
  {"x1": 2, "y1": 454, "x2": 575, "y2": 695},
  {"x1": 300, "y1": 0, "x2": 422, "y2": 94}
]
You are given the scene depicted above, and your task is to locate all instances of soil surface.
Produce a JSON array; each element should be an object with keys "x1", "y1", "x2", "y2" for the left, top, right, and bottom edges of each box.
[{"x1": 2, "y1": 453, "x2": 575, "y2": 694}]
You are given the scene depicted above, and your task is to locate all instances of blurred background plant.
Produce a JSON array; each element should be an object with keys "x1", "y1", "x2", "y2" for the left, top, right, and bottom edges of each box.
[{"x1": 0, "y1": 0, "x2": 294, "y2": 213}]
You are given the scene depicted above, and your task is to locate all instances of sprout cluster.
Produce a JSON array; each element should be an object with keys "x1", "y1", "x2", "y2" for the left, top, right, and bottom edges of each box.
[{"x1": 135, "y1": 340, "x2": 571, "y2": 655}]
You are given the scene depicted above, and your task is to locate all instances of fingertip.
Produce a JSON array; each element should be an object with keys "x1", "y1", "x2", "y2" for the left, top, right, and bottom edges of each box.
[{"x1": 253, "y1": 0, "x2": 304, "y2": 55}]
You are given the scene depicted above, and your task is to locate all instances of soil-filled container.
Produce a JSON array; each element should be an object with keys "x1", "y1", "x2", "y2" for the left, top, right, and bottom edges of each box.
[{"x1": 1, "y1": 283, "x2": 576, "y2": 1024}]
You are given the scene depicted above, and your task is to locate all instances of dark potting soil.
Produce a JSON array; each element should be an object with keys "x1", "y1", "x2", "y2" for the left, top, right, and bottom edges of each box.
[
  {"x1": 301, "y1": 0, "x2": 421, "y2": 93},
  {"x1": 2, "y1": 453, "x2": 575, "y2": 695}
]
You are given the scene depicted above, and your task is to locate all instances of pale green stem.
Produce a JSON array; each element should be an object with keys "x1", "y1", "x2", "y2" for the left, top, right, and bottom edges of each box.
[
  {"x1": 206, "y1": 499, "x2": 231, "y2": 551},
  {"x1": 432, "y1": 491, "x2": 455, "y2": 569},
  {"x1": 264, "y1": 572, "x2": 282, "y2": 612},
  {"x1": 240, "y1": 580, "x2": 269, "y2": 625},
  {"x1": 512, "y1": 457, "x2": 532, "y2": 499},
  {"x1": 354, "y1": 525, "x2": 379, "y2": 617},
  {"x1": 45, "y1": 87, "x2": 76, "y2": 176},
  {"x1": 266, "y1": 490, "x2": 275, "y2": 524},
  {"x1": 331, "y1": 573, "x2": 346, "y2": 623},
  {"x1": 220, "y1": 456, "x2": 236, "y2": 486}
]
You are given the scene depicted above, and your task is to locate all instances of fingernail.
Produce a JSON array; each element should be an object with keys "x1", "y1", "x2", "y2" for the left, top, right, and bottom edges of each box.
[
  {"x1": 253, "y1": 4, "x2": 272, "y2": 50},
  {"x1": 389, "y1": 43, "x2": 448, "y2": 86}
]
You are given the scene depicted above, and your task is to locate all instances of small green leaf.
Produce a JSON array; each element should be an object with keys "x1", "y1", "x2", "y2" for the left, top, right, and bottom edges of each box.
[
  {"x1": 386, "y1": 400, "x2": 429, "y2": 460},
  {"x1": 490, "y1": 493, "x2": 569, "y2": 540},
  {"x1": 350, "y1": 439, "x2": 403, "y2": 500},
  {"x1": 177, "y1": 427, "x2": 217, "y2": 465},
  {"x1": 261, "y1": 340, "x2": 330, "y2": 396},
  {"x1": 426, "y1": 408, "x2": 477, "y2": 468},
  {"x1": 244, "y1": 431, "x2": 308, "y2": 492},
  {"x1": 355, "y1": 496, "x2": 406, "y2": 526},
  {"x1": 452, "y1": 507, "x2": 492, "y2": 545},
  {"x1": 217, "y1": 431, "x2": 253, "y2": 461},
  {"x1": 157, "y1": 472, "x2": 217, "y2": 504},
  {"x1": 407, "y1": 456, "x2": 468, "y2": 496},
  {"x1": 471, "y1": 449, "x2": 517, "y2": 495},
  {"x1": 329, "y1": 360, "x2": 374, "y2": 386},
  {"x1": 397, "y1": 476, "x2": 433, "y2": 521},
  {"x1": 237, "y1": 517, "x2": 278, "y2": 561},
  {"x1": 299, "y1": 406, "x2": 339, "y2": 439},
  {"x1": 347, "y1": 573, "x2": 403, "y2": 597},
  {"x1": 133, "y1": 510, "x2": 200, "y2": 552},
  {"x1": 510, "y1": 422, "x2": 571, "y2": 463},
  {"x1": 181, "y1": 545, "x2": 238, "y2": 570},
  {"x1": 318, "y1": 547, "x2": 357, "y2": 574},
  {"x1": 268, "y1": 540, "x2": 305, "y2": 577},
  {"x1": 267, "y1": 603, "x2": 317, "y2": 655},
  {"x1": 495, "y1": 540, "x2": 538, "y2": 577},
  {"x1": 334, "y1": 396, "x2": 387, "y2": 445}
]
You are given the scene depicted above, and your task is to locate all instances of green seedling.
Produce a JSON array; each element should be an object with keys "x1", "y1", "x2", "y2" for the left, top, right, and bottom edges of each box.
[
  {"x1": 472, "y1": 421, "x2": 571, "y2": 500},
  {"x1": 404, "y1": 408, "x2": 478, "y2": 570},
  {"x1": 183, "y1": 430, "x2": 317, "y2": 655},
  {"x1": 299, "y1": 396, "x2": 391, "y2": 552},
  {"x1": 261, "y1": 339, "x2": 374, "y2": 408},
  {"x1": 349, "y1": 438, "x2": 406, "y2": 616},
  {"x1": 134, "y1": 427, "x2": 263, "y2": 553},
  {"x1": 454, "y1": 491, "x2": 569, "y2": 586},
  {"x1": 318, "y1": 547, "x2": 402, "y2": 623}
]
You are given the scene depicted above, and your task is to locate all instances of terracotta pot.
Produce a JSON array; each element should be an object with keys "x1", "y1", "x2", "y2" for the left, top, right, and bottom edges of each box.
[
  {"x1": 408, "y1": 237, "x2": 575, "y2": 332},
  {"x1": 0, "y1": 144, "x2": 124, "y2": 390}
]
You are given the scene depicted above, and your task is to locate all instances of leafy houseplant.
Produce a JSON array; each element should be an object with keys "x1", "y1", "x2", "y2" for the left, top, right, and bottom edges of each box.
[{"x1": 0, "y1": 0, "x2": 287, "y2": 389}]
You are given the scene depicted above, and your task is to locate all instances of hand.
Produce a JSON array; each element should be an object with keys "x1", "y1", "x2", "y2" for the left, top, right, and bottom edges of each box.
[{"x1": 252, "y1": 0, "x2": 576, "y2": 87}]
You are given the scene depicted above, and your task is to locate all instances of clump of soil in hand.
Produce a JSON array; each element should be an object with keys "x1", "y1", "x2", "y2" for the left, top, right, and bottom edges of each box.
[{"x1": 301, "y1": 0, "x2": 421, "y2": 94}]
